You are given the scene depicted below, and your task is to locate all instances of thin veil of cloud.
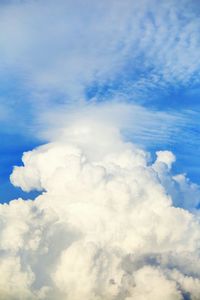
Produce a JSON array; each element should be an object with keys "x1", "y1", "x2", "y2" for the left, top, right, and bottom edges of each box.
[
  {"x1": 0, "y1": 0, "x2": 200, "y2": 100},
  {"x1": 0, "y1": 0, "x2": 199, "y2": 145},
  {"x1": 36, "y1": 101, "x2": 184, "y2": 147}
]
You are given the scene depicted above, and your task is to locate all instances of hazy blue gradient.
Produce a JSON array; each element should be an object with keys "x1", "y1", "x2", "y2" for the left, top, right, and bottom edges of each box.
[{"x1": 0, "y1": 0, "x2": 200, "y2": 202}]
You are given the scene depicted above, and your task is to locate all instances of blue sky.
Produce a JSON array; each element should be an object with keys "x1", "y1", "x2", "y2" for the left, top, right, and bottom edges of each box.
[{"x1": 0, "y1": 0, "x2": 200, "y2": 202}]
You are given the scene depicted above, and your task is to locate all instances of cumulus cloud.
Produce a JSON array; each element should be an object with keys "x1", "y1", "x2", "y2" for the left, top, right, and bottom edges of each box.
[
  {"x1": 0, "y1": 105, "x2": 198, "y2": 299},
  {"x1": 0, "y1": 1, "x2": 200, "y2": 298}
]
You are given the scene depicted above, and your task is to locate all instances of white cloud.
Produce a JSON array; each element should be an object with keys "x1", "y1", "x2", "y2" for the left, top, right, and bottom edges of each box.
[
  {"x1": 0, "y1": 104, "x2": 198, "y2": 299},
  {"x1": 0, "y1": 0, "x2": 199, "y2": 151},
  {"x1": 34, "y1": 101, "x2": 185, "y2": 149},
  {"x1": 0, "y1": 0, "x2": 200, "y2": 100},
  {"x1": 0, "y1": 1, "x2": 200, "y2": 298}
]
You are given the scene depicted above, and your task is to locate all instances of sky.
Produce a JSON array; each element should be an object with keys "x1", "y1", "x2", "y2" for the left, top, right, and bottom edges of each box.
[
  {"x1": 1, "y1": 1, "x2": 200, "y2": 299},
  {"x1": 0, "y1": 0, "x2": 200, "y2": 202}
]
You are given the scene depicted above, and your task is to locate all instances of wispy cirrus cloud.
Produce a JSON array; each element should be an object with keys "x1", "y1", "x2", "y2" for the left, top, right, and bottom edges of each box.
[
  {"x1": 0, "y1": 2, "x2": 200, "y2": 298},
  {"x1": 0, "y1": 0, "x2": 200, "y2": 102},
  {"x1": 37, "y1": 101, "x2": 185, "y2": 148},
  {"x1": 0, "y1": 0, "x2": 200, "y2": 200},
  {"x1": 0, "y1": 0, "x2": 199, "y2": 143}
]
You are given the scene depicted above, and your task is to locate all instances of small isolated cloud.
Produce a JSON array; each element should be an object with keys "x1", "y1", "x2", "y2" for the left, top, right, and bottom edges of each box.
[{"x1": 0, "y1": 104, "x2": 198, "y2": 299}]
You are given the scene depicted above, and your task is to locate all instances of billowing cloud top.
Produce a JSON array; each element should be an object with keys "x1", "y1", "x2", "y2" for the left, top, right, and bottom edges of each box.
[
  {"x1": 0, "y1": 105, "x2": 199, "y2": 300},
  {"x1": 0, "y1": 0, "x2": 200, "y2": 299}
]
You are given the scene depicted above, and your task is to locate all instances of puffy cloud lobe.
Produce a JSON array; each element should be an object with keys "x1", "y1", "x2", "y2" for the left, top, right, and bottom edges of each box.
[{"x1": 1, "y1": 120, "x2": 200, "y2": 299}]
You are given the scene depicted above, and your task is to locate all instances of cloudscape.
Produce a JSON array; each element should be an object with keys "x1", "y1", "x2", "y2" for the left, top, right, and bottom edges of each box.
[{"x1": 0, "y1": 1, "x2": 200, "y2": 299}]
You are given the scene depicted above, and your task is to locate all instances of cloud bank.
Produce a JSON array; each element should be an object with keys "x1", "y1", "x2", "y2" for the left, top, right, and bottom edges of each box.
[{"x1": 0, "y1": 105, "x2": 199, "y2": 299}]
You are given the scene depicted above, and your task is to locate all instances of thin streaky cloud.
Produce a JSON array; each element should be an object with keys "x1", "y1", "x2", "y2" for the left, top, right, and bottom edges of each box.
[{"x1": 0, "y1": 0, "x2": 200, "y2": 101}]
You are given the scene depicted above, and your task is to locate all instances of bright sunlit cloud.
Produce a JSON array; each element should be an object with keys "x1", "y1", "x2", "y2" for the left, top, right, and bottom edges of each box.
[
  {"x1": 4, "y1": 109, "x2": 200, "y2": 299},
  {"x1": 0, "y1": 1, "x2": 200, "y2": 299}
]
